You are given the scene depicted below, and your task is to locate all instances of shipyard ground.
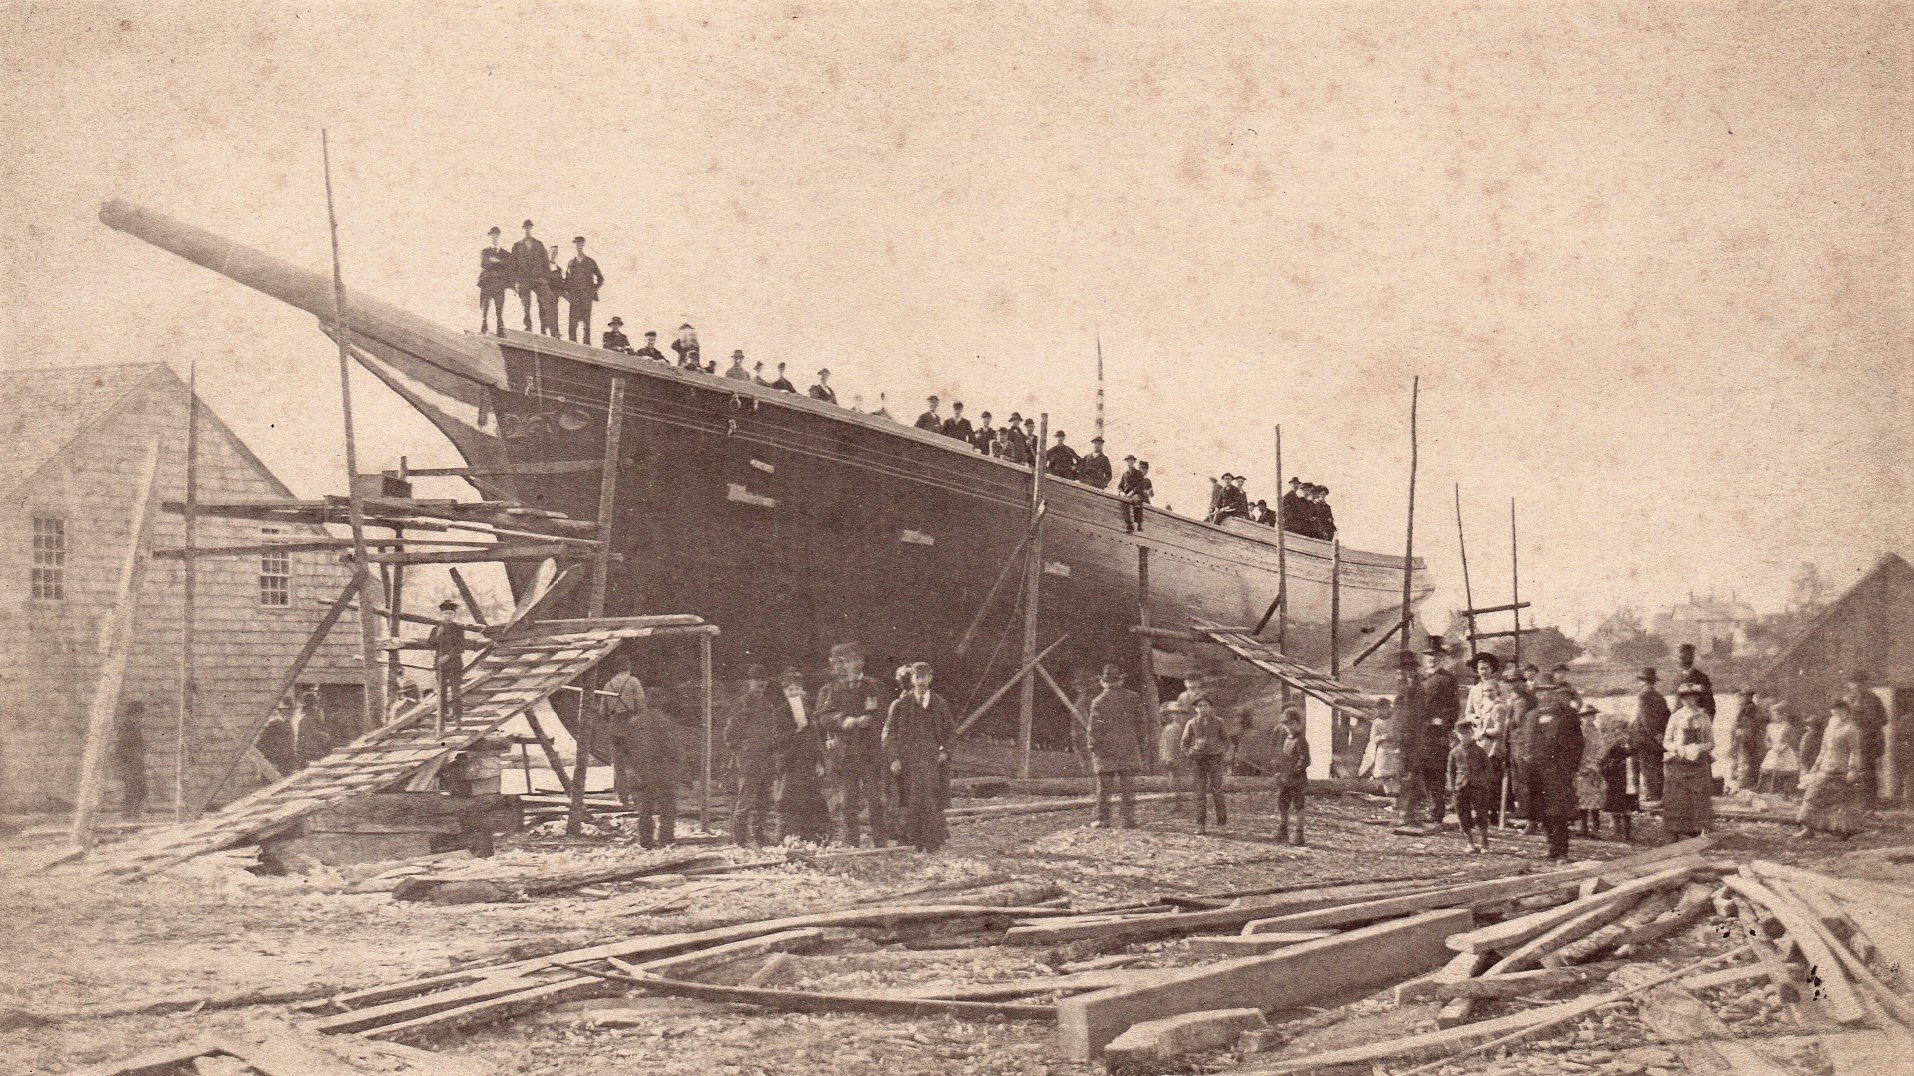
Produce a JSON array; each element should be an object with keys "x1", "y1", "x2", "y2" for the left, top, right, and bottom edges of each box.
[{"x1": 3, "y1": 787, "x2": 1910, "y2": 1076}]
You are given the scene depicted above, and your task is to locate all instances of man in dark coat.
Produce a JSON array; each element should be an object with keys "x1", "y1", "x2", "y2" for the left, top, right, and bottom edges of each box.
[
  {"x1": 1280, "y1": 478, "x2": 1310, "y2": 536},
  {"x1": 969, "y1": 411, "x2": 996, "y2": 454},
  {"x1": 815, "y1": 641, "x2": 890, "y2": 846},
  {"x1": 601, "y1": 651, "x2": 649, "y2": 808},
  {"x1": 1116, "y1": 456, "x2": 1152, "y2": 533},
  {"x1": 1504, "y1": 666, "x2": 1537, "y2": 824},
  {"x1": 1672, "y1": 644, "x2": 1716, "y2": 718},
  {"x1": 1045, "y1": 431, "x2": 1080, "y2": 480},
  {"x1": 1632, "y1": 667, "x2": 1672, "y2": 804},
  {"x1": 1526, "y1": 684, "x2": 1585, "y2": 859},
  {"x1": 1393, "y1": 652, "x2": 1432, "y2": 823},
  {"x1": 632, "y1": 330, "x2": 667, "y2": 362},
  {"x1": 725, "y1": 666, "x2": 784, "y2": 846},
  {"x1": 478, "y1": 226, "x2": 511, "y2": 336},
  {"x1": 1089, "y1": 665, "x2": 1148, "y2": 828},
  {"x1": 1844, "y1": 671, "x2": 1890, "y2": 803},
  {"x1": 511, "y1": 220, "x2": 547, "y2": 332},
  {"x1": 914, "y1": 396, "x2": 944, "y2": 432},
  {"x1": 115, "y1": 701, "x2": 148, "y2": 816},
  {"x1": 768, "y1": 362, "x2": 798, "y2": 393},
  {"x1": 1309, "y1": 484, "x2": 1338, "y2": 540},
  {"x1": 601, "y1": 317, "x2": 632, "y2": 353},
  {"x1": 884, "y1": 662, "x2": 953, "y2": 851},
  {"x1": 1415, "y1": 639, "x2": 1460, "y2": 823},
  {"x1": 564, "y1": 236, "x2": 603, "y2": 344},
  {"x1": 1078, "y1": 436, "x2": 1113, "y2": 489},
  {"x1": 941, "y1": 402, "x2": 974, "y2": 443},
  {"x1": 428, "y1": 598, "x2": 467, "y2": 728},
  {"x1": 256, "y1": 703, "x2": 299, "y2": 775},
  {"x1": 809, "y1": 368, "x2": 839, "y2": 404},
  {"x1": 537, "y1": 243, "x2": 565, "y2": 337},
  {"x1": 620, "y1": 680, "x2": 680, "y2": 849}
]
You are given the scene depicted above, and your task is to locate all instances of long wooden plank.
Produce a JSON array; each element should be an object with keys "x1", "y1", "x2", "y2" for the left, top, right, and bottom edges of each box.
[
  {"x1": 361, "y1": 976, "x2": 620, "y2": 1043},
  {"x1": 1721, "y1": 874, "x2": 1869, "y2": 1025},
  {"x1": 613, "y1": 928, "x2": 826, "y2": 979},
  {"x1": 1056, "y1": 908, "x2": 1469, "y2": 1060},
  {"x1": 1397, "y1": 960, "x2": 1626, "y2": 1003},
  {"x1": 1483, "y1": 866, "x2": 1693, "y2": 972},
  {"x1": 1447, "y1": 861, "x2": 1702, "y2": 954},
  {"x1": 1006, "y1": 879, "x2": 1459, "y2": 947},
  {"x1": 567, "y1": 964, "x2": 1055, "y2": 1021},
  {"x1": 1625, "y1": 969, "x2": 1793, "y2": 1076}
]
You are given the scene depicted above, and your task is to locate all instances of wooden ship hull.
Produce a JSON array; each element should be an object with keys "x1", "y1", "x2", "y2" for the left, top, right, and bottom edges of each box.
[{"x1": 101, "y1": 200, "x2": 1432, "y2": 738}]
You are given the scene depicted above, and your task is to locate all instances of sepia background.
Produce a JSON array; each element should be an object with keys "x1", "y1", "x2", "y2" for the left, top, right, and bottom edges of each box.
[{"x1": 2, "y1": 0, "x2": 1908, "y2": 631}]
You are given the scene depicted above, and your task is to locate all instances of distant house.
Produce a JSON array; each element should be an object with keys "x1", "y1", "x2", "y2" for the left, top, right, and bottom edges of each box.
[
  {"x1": 0, "y1": 362, "x2": 365, "y2": 815},
  {"x1": 1651, "y1": 591, "x2": 1760, "y2": 658},
  {"x1": 1758, "y1": 553, "x2": 1914, "y2": 730}
]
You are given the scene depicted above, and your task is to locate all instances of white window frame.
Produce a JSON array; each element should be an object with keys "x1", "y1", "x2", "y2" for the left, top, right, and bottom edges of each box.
[
  {"x1": 31, "y1": 517, "x2": 66, "y2": 600},
  {"x1": 259, "y1": 526, "x2": 292, "y2": 607}
]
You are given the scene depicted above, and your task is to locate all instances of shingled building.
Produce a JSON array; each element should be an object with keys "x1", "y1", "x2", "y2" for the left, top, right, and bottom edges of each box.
[{"x1": 0, "y1": 362, "x2": 365, "y2": 816}]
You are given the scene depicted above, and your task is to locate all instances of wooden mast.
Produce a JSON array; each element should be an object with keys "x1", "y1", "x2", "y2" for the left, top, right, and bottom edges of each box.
[
  {"x1": 322, "y1": 129, "x2": 386, "y2": 734},
  {"x1": 176, "y1": 355, "x2": 199, "y2": 820},
  {"x1": 1398, "y1": 377, "x2": 1420, "y2": 662},
  {"x1": 1455, "y1": 484, "x2": 1477, "y2": 661},
  {"x1": 1274, "y1": 425, "x2": 1288, "y2": 705},
  {"x1": 1094, "y1": 335, "x2": 1105, "y2": 444},
  {"x1": 568, "y1": 375, "x2": 626, "y2": 836},
  {"x1": 1510, "y1": 498, "x2": 1522, "y2": 667},
  {"x1": 1017, "y1": 413, "x2": 1049, "y2": 778}
]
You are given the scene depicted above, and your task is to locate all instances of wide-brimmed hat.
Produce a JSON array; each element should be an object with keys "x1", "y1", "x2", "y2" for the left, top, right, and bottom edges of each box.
[
  {"x1": 1471, "y1": 652, "x2": 1503, "y2": 673},
  {"x1": 1638, "y1": 667, "x2": 1659, "y2": 683}
]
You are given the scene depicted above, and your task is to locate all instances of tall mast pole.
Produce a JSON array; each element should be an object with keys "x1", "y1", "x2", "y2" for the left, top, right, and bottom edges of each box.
[
  {"x1": 1094, "y1": 335, "x2": 1105, "y2": 444},
  {"x1": 1510, "y1": 498, "x2": 1522, "y2": 667},
  {"x1": 1455, "y1": 484, "x2": 1477, "y2": 661},
  {"x1": 1274, "y1": 425, "x2": 1289, "y2": 706},
  {"x1": 322, "y1": 129, "x2": 386, "y2": 733},
  {"x1": 176, "y1": 356, "x2": 199, "y2": 820},
  {"x1": 1017, "y1": 413, "x2": 1049, "y2": 778},
  {"x1": 1397, "y1": 377, "x2": 1419, "y2": 662}
]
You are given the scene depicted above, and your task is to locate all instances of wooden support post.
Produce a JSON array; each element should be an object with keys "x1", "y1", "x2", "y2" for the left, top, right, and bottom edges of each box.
[
  {"x1": 955, "y1": 509, "x2": 1039, "y2": 657},
  {"x1": 202, "y1": 571, "x2": 364, "y2": 808},
  {"x1": 73, "y1": 441, "x2": 162, "y2": 849},
  {"x1": 1455, "y1": 484, "x2": 1476, "y2": 661},
  {"x1": 1094, "y1": 335, "x2": 1105, "y2": 443},
  {"x1": 518, "y1": 708, "x2": 574, "y2": 798},
  {"x1": 1348, "y1": 619, "x2": 1404, "y2": 669},
  {"x1": 1329, "y1": 540, "x2": 1342, "y2": 676},
  {"x1": 1035, "y1": 661, "x2": 1089, "y2": 730},
  {"x1": 177, "y1": 357, "x2": 199, "y2": 821},
  {"x1": 1136, "y1": 547, "x2": 1162, "y2": 737},
  {"x1": 322, "y1": 129, "x2": 386, "y2": 737},
  {"x1": 1398, "y1": 377, "x2": 1419, "y2": 662},
  {"x1": 568, "y1": 375, "x2": 626, "y2": 836},
  {"x1": 386, "y1": 521, "x2": 405, "y2": 718},
  {"x1": 700, "y1": 631, "x2": 714, "y2": 832},
  {"x1": 447, "y1": 567, "x2": 487, "y2": 626},
  {"x1": 1017, "y1": 413, "x2": 1048, "y2": 778},
  {"x1": 1510, "y1": 499, "x2": 1522, "y2": 667},
  {"x1": 1273, "y1": 425, "x2": 1288, "y2": 706},
  {"x1": 955, "y1": 635, "x2": 1071, "y2": 737}
]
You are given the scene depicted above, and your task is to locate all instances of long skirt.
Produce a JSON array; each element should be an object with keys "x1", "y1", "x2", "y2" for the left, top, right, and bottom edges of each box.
[
  {"x1": 1576, "y1": 765, "x2": 1607, "y2": 811},
  {"x1": 1661, "y1": 757, "x2": 1713, "y2": 836},
  {"x1": 1798, "y1": 771, "x2": 1865, "y2": 836},
  {"x1": 1757, "y1": 743, "x2": 1800, "y2": 795},
  {"x1": 893, "y1": 759, "x2": 949, "y2": 851}
]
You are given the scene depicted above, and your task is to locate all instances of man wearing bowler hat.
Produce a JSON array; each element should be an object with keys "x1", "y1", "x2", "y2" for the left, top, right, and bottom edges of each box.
[
  {"x1": 1088, "y1": 664, "x2": 1149, "y2": 828},
  {"x1": 1412, "y1": 638, "x2": 1460, "y2": 825},
  {"x1": 1078, "y1": 435, "x2": 1113, "y2": 489},
  {"x1": 478, "y1": 227, "x2": 511, "y2": 336},
  {"x1": 511, "y1": 219, "x2": 547, "y2": 332},
  {"x1": 1045, "y1": 430, "x2": 1080, "y2": 481},
  {"x1": 563, "y1": 236, "x2": 603, "y2": 344},
  {"x1": 884, "y1": 662, "x2": 954, "y2": 851},
  {"x1": 1632, "y1": 667, "x2": 1672, "y2": 805},
  {"x1": 815, "y1": 641, "x2": 891, "y2": 846},
  {"x1": 601, "y1": 317, "x2": 632, "y2": 353}
]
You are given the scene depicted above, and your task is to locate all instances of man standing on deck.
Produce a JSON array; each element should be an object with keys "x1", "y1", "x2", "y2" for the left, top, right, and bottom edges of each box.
[
  {"x1": 1309, "y1": 484, "x2": 1338, "y2": 541},
  {"x1": 672, "y1": 324, "x2": 701, "y2": 370},
  {"x1": 633, "y1": 331, "x2": 667, "y2": 363},
  {"x1": 478, "y1": 226, "x2": 510, "y2": 336},
  {"x1": 1078, "y1": 436, "x2": 1113, "y2": 489},
  {"x1": 724, "y1": 350, "x2": 752, "y2": 381},
  {"x1": 970, "y1": 411, "x2": 996, "y2": 454},
  {"x1": 1117, "y1": 455, "x2": 1151, "y2": 532},
  {"x1": 535, "y1": 243, "x2": 564, "y2": 337},
  {"x1": 1045, "y1": 430, "x2": 1080, "y2": 480},
  {"x1": 511, "y1": 220, "x2": 547, "y2": 333},
  {"x1": 564, "y1": 236, "x2": 603, "y2": 344},
  {"x1": 942, "y1": 402, "x2": 973, "y2": 443},
  {"x1": 913, "y1": 396, "x2": 943, "y2": 432},
  {"x1": 600, "y1": 317, "x2": 631, "y2": 353},
  {"x1": 1281, "y1": 478, "x2": 1309, "y2": 535},
  {"x1": 809, "y1": 368, "x2": 838, "y2": 404},
  {"x1": 815, "y1": 641, "x2": 891, "y2": 846}
]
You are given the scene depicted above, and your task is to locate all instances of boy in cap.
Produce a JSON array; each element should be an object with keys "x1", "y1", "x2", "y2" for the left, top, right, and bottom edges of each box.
[
  {"x1": 478, "y1": 226, "x2": 511, "y2": 336},
  {"x1": 633, "y1": 330, "x2": 667, "y2": 363},
  {"x1": 1158, "y1": 699, "x2": 1192, "y2": 813},
  {"x1": 429, "y1": 597, "x2": 468, "y2": 729},
  {"x1": 1181, "y1": 696, "x2": 1230, "y2": 833},
  {"x1": 1274, "y1": 707, "x2": 1310, "y2": 846},
  {"x1": 1447, "y1": 718, "x2": 1493, "y2": 853}
]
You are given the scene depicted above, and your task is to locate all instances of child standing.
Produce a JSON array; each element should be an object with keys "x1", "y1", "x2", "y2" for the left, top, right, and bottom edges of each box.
[
  {"x1": 1446, "y1": 718, "x2": 1492, "y2": 853},
  {"x1": 1599, "y1": 716, "x2": 1638, "y2": 842},
  {"x1": 1274, "y1": 707, "x2": 1310, "y2": 846},
  {"x1": 1575, "y1": 704, "x2": 1609, "y2": 837},
  {"x1": 1181, "y1": 696, "x2": 1230, "y2": 834},
  {"x1": 1159, "y1": 700, "x2": 1192, "y2": 813}
]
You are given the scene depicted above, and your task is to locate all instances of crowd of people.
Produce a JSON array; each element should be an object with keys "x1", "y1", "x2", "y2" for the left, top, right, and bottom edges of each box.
[{"x1": 1203, "y1": 474, "x2": 1337, "y2": 540}]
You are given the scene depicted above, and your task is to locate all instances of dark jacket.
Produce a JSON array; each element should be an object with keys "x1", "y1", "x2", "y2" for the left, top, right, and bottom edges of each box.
[
  {"x1": 1089, "y1": 685, "x2": 1147, "y2": 772},
  {"x1": 1674, "y1": 665, "x2": 1716, "y2": 717},
  {"x1": 724, "y1": 685, "x2": 787, "y2": 772},
  {"x1": 1117, "y1": 468, "x2": 1152, "y2": 502},
  {"x1": 564, "y1": 255, "x2": 603, "y2": 301},
  {"x1": 815, "y1": 674, "x2": 887, "y2": 764},
  {"x1": 1275, "y1": 727, "x2": 1311, "y2": 786},
  {"x1": 942, "y1": 416, "x2": 974, "y2": 442},
  {"x1": 809, "y1": 383, "x2": 838, "y2": 404},
  {"x1": 914, "y1": 410, "x2": 943, "y2": 432},
  {"x1": 1447, "y1": 737, "x2": 1492, "y2": 792},
  {"x1": 1045, "y1": 444, "x2": 1081, "y2": 480},
  {"x1": 511, "y1": 236, "x2": 547, "y2": 286},
  {"x1": 478, "y1": 246, "x2": 512, "y2": 290},
  {"x1": 1078, "y1": 451, "x2": 1113, "y2": 489},
  {"x1": 1525, "y1": 698, "x2": 1585, "y2": 818},
  {"x1": 1635, "y1": 687, "x2": 1672, "y2": 746}
]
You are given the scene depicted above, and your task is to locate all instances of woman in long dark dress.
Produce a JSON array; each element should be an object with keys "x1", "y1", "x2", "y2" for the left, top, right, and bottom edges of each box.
[
  {"x1": 1660, "y1": 683, "x2": 1715, "y2": 839},
  {"x1": 775, "y1": 668, "x2": 831, "y2": 845},
  {"x1": 884, "y1": 662, "x2": 953, "y2": 852}
]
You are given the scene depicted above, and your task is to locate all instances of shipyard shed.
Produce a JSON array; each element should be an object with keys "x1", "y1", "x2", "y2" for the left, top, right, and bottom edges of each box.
[
  {"x1": 1758, "y1": 551, "x2": 1914, "y2": 792},
  {"x1": 0, "y1": 362, "x2": 365, "y2": 815}
]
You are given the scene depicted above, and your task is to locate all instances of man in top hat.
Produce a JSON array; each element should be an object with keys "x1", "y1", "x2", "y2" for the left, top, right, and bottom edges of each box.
[
  {"x1": 1393, "y1": 649, "x2": 1432, "y2": 823},
  {"x1": 1116, "y1": 455, "x2": 1151, "y2": 532},
  {"x1": 1672, "y1": 643, "x2": 1715, "y2": 718},
  {"x1": 601, "y1": 317, "x2": 632, "y2": 353},
  {"x1": 563, "y1": 236, "x2": 604, "y2": 344},
  {"x1": 969, "y1": 410, "x2": 995, "y2": 453},
  {"x1": 914, "y1": 396, "x2": 944, "y2": 432},
  {"x1": 767, "y1": 362, "x2": 798, "y2": 393},
  {"x1": 1078, "y1": 435, "x2": 1113, "y2": 489},
  {"x1": 1088, "y1": 664, "x2": 1149, "y2": 828},
  {"x1": 724, "y1": 350, "x2": 752, "y2": 381},
  {"x1": 809, "y1": 368, "x2": 838, "y2": 404},
  {"x1": 884, "y1": 661, "x2": 954, "y2": 851},
  {"x1": 941, "y1": 401, "x2": 973, "y2": 443},
  {"x1": 814, "y1": 641, "x2": 891, "y2": 846},
  {"x1": 478, "y1": 226, "x2": 511, "y2": 336},
  {"x1": 633, "y1": 330, "x2": 667, "y2": 363},
  {"x1": 724, "y1": 665, "x2": 784, "y2": 846},
  {"x1": 511, "y1": 220, "x2": 548, "y2": 332},
  {"x1": 1415, "y1": 638, "x2": 1460, "y2": 822},
  {"x1": 1045, "y1": 430, "x2": 1080, "y2": 480}
]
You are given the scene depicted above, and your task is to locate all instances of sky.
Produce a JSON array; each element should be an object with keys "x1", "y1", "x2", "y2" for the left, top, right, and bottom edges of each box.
[{"x1": 3, "y1": 1, "x2": 1909, "y2": 635}]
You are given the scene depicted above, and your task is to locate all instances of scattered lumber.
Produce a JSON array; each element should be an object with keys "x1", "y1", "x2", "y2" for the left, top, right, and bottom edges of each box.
[
  {"x1": 1007, "y1": 878, "x2": 1453, "y2": 947},
  {"x1": 1543, "y1": 887, "x2": 1680, "y2": 968},
  {"x1": 1620, "y1": 965, "x2": 1794, "y2": 1076},
  {"x1": 1483, "y1": 866, "x2": 1695, "y2": 973},
  {"x1": 1238, "y1": 944, "x2": 1750, "y2": 1075},
  {"x1": 1721, "y1": 873, "x2": 1870, "y2": 1025},
  {"x1": 1186, "y1": 930, "x2": 1338, "y2": 956},
  {"x1": 866, "y1": 968, "x2": 1146, "y2": 1001},
  {"x1": 610, "y1": 928, "x2": 828, "y2": 980},
  {"x1": 1683, "y1": 961, "x2": 1787, "y2": 993},
  {"x1": 1447, "y1": 862, "x2": 1700, "y2": 954},
  {"x1": 945, "y1": 792, "x2": 1177, "y2": 820},
  {"x1": 1393, "y1": 950, "x2": 1495, "y2": 1004},
  {"x1": 1056, "y1": 909, "x2": 1470, "y2": 1060},
  {"x1": 560, "y1": 962, "x2": 1055, "y2": 1021},
  {"x1": 1158, "y1": 870, "x2": 1451, "y2": 910},
  {"x1": 1395, "y1": 960, "x2": 1625, "y2": 1004}
]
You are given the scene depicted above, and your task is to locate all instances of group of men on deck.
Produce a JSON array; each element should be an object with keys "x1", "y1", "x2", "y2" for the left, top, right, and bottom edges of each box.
[
  {"x1": 1203, "y1": 475, "x2": 1336, "y2": 540},
  {"x1": 477, "y1": 221, "x2": 604, "y2": 342}
]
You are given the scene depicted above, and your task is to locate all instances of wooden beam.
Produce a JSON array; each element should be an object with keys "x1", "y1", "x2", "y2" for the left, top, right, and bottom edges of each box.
[
  {"x1": 954, "y1": 635, "x2": 1069, "y2": 736},
  {"x1": 366, "y1": 544, "x2": 576, "y2": 565},
  {"x1": 562, "y1": 962, "x2": 1056, "y2": 1022},
  {"x1": 1130, "y1": 625, "x2": 1204, "y2": 642},
  {"x1": 1626, "y1": 970, "x2": 1795, "y2": 1076},
  {"x1": 1721, "y1": 874, "x2": 1869, "y2": 1025},
  {"x1": 1469, "y1": 628, "x2": 1533, "y2": 642},
  {"x1": 1006, "y1": 876, "x2": 1456, "y2": 947},
  {"x1": 955, "y1": 510, "x2": 1039, "y2": 657},
  {"x1": 1462, "y1": 601, "x2": 1532, "y2": 616},
  {"x1": 1482, "y1": 870, "x2": 1689, "y2": 973},
  {"x1": 1057, "y1": 909, "x2": 1468, "y2": 1060},
  {"x1": 402, "y1": 460, "x2": 602, "y2": 477},
  {"x1": 570, "y1": 375, "x2": 626, "y2": 836},
  {"x1": 1034, "y1": 662, "x2": 1090, "y2": 731},
  {"x1": 71, "y1": 441, "x2": 163, "y2": 849},
  {"x1": 1347, "y1": 619, "x2": 1404, "y2": 669},
  {"x1": 1447, "y1": 862, "x2": 1701, "y2": 954},
  {"x1": 447, "y1": 567, "x2": 487, "y2": 626},
  {"x1": 1018, "y1": 412, "x2": 1049, "y2": 778},
  {"x1": 1396, "y1": 960, "x2": 1625, "y2": 1004},
  {"x1": 610, "y1": 927, "x2": 827, "y2": 979}
]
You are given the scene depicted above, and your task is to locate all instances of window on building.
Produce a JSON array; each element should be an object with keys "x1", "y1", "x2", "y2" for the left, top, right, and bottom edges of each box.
[
  {"x1": 31, "y1": 517, "x2": 66, "y2": 600},
  {"x1": 260, "y1": 526, "x2": 291, "y2": 607}
]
